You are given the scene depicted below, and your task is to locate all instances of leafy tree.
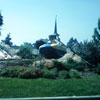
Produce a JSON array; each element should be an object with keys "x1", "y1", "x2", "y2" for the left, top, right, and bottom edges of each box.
[
  {"x1": 17, "y1": 43, "x2": 34, "y2": 59},
  {"x1": 2, "y1": 33, "x2": 13, "y2": 47}
]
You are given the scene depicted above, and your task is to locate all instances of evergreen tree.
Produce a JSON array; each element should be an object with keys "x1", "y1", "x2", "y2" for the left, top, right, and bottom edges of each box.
[
  {"x1": 98, "y1": 18, "x2": 100, "y2": 31},
  {"x1": 0, "y1": 12, "x2": 3, "y2": 36},
  {"x1": 2, "y1": 33, "x2": 13, "y2": 47},
  {"x1": 92, "y1": 28, "x2": 100, "y2": 45},
  {"x1": 93, "y1": 18, "x2": 100, "y2": 46},
  {"x1": 91, "y1": 18, "x2": 100, "y2": 65},
  {"x1": 67, "y1": 37, "x2": 79, "y2": 53},
  {"x1": 0, "y1": 12, "x2": 3, "y2": 26},
  {"x1": 75, "y1": 40, "x2": 99, "y2": 66}
]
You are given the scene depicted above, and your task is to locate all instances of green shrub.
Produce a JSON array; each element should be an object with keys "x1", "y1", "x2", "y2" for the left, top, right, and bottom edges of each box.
[
  {"x1": 17, "y1": 44, "x2": 34, "y2": 59},
  {"x1": 64, "y1": 58, "x2": 85, "y2": 71},
  {"x1": 7, "y1": 66, "x2": 25, "y2": 77},
  {"x1": 18, "y1": 67, "x2": 37, "y2": 79},
  {"x1": 54, "y1": 61, "x2": 67, "y2": 71},
  {"x1": 58, "y1": 70, "x2": 70, "y2": 79},
  {"x1": 76, "y1": 61, "x2": 86, "y2": 71},
  {"x1": 69, "y1": 69, "x2": 81, "y2": 78},
  {"x1": 0, "y1": 66, "x2": 25, "y2": 78},
  {"x1": 0, "y1": 66, "x2": 38, "y2": 79},
  {"x1": 96, "y1": 64, "x2": 100, "y2": 75},
  {"x1": 0, "y1": 69, "x2": 8, "y2": 77},
  {"x1": 42, "y1": 68, "x2": 57, "y2": 79}
]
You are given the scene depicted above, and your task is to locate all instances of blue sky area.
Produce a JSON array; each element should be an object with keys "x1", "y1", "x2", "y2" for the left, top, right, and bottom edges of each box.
[{"x1": 0, "y1": 0, "x2": 100, "y2": 45}]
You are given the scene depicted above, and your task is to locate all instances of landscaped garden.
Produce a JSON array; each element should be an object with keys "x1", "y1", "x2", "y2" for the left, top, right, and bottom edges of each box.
[{"x1": 0, "y1": 57, "x2": 99, "y2": 98}]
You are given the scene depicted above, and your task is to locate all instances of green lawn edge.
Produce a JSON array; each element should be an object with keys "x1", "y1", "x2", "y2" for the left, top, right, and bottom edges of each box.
[{"x1": 0, "y1": 76, "x2": 100, "y2": 98}]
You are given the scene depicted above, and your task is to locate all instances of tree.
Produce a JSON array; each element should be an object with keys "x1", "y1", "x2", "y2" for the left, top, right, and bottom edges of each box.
[
  {"x1": 92, "y1": 28, "x2": 100, "y2": 45},
  {"x1": 67, "y1": 18, "x2": 100, "y2": 67},
  {"x1": 92, "y1": 18, "x2": 100, "y2": 46},
  {"x1": 75, "y1": 40, "x2": 99, "y2": 66},
  {"x1": 98, "y1": 18, "x2": 100, "y2": 31},
  {"x1": 0, "y1": 12, "x2": 3, "y2": 36},
  {"x1": 67, "y1": 38, "x2": 100, "y2": 67},
  {"x1": 0, "y1": 12, "x2": 3, "y2": 26},
  {"x1": 66, "y1": 18, "x2": 100, "y2": 67},
  {"x1": 2, "y1": 33, "x2": 13, "y2": 47},
  {"x1": 91, "y1": 18, "x2": 100, "y2": 66},
  {"x1": 17, "y1": 43, "x2": 34, "y2": 59},
  {"x1": 34, "y1": 39, "x2": 48, "y2": 49},
  {"x1": 67, "y1": 37, "x2": 79, "y2": 53}
]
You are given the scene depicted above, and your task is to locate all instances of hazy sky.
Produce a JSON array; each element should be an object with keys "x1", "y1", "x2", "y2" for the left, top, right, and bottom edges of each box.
[{"x1": 0, "y1": 0, "x2": 100, "y2": 45}]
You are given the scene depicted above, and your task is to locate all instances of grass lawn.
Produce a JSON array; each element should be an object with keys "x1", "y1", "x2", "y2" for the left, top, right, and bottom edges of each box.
[{"x1": 0, "y1": 76, "x2": 100, "y2": 98}]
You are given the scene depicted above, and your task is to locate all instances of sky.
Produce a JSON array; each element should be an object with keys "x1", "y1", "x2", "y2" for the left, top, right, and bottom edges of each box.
[{"x1": 0, "y1": 0, "x2": 100, "y2": 45}]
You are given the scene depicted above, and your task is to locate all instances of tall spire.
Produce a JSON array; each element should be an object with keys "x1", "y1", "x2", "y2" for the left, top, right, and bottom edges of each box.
[{"x1": 54, "y1": 16, "x2": 59, "y2": 36}]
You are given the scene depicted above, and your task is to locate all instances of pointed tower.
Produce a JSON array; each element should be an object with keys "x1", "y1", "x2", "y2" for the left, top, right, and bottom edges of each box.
[{"x1": 54, "y1": 17, "x2": 59, "y2": 36}]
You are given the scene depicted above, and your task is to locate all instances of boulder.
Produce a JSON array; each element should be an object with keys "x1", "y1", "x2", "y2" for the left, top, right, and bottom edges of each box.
[
  {"x1": 72, "y1": 54, "x2": 81, "y2": 62},
  {"x1": 32, "y1": 60, "x2": 42, "y2": 67},
  {"x1": 32, "y1": 59, "x2": 55, "y2": 69},
  {"x1": 43, "y1": 59, "x2": 55, "y2": 69},
  {"x1": 58, "y1": 53, "x2": 81, "y2": 63},
  {"x1": 32, "y1": 53, "x2": 81, "y2": 69}
]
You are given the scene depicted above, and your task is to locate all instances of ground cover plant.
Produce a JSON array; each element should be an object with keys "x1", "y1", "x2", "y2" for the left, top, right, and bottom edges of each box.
[{"x1": 0, "y1": 77, "x2": 100, "y2": 98}]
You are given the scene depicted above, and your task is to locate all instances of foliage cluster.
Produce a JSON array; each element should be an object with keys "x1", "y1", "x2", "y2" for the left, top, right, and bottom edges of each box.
[
  {"x1": 17, "y1": 43, "x2": 35, "y2": 59},
  {"x1": 64, "y1": 58, "x2": 86, "y2": 71},
  {"x1": 0, "y1": 59, "x2": 84, "y2": 79},
  {"x1": 0, "y1": 66, "x2": 41, "y2": 79},
  {"x1": 96, "y1": 64, "x2": 100, "y2": 75}
]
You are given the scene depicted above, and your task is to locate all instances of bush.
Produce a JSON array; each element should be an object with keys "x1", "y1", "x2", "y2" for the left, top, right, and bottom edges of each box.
[
  {"x1": 0, "y1": 69, "x2": 8, "y2": 77},
  {"x1": 42, "y1": 68, "x2": 57, "y2": 79},
  {"x1": 58, "y1": 70, "x2": 70, "y2": 79},
  {"x1": 96, "y1": 64, "x2": 100, "y2": 75},
  {"x1": 17, "y1": 44, "x2": 34, "y2": 59},
  {"x1": 54, "y1": 61, "x2": 67, "y2": 71},
  {"x1": 0, "y1": 66, "x2": 25, "y2": 78},
  {"x1": 7, "y1": 66, "x2": 21, "y2": 77},
  {"x1": 64, "y1": 58, "x2": 85, "y2": 71},
  {"x1": 0, "y1": 66, "x2": 40, "y2": 79},
  {"x1": 18, "y1": 67, "x2": 37, "y2": 79},
  {"x1": 69, "y1": 69, "x2": 81, "y2": 78}
]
